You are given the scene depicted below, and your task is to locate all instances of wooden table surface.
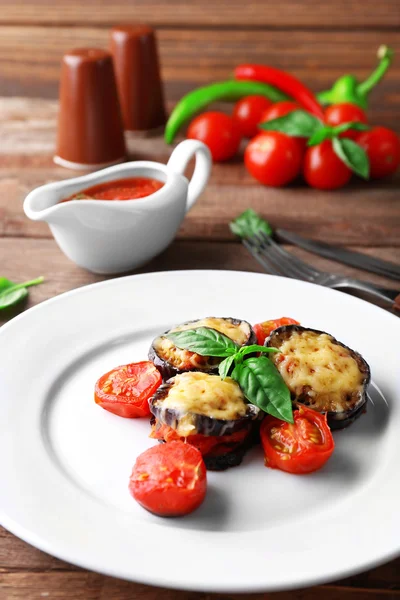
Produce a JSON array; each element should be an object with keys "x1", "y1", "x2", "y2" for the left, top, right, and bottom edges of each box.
[{"x1": 1, "y1": 1, "x2": 400, "y2": 596}]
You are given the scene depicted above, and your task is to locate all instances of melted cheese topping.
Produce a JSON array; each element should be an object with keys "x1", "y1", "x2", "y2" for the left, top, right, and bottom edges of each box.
[
  {"x1": 274, "y1": 331, "x2": 364, "y2": 413},
  {"x1": 154, "y1": 318, "x2": 250, "y2": 370},
  {"x1": 158, "y1": 372, "x2": 247, "y2": 422}
]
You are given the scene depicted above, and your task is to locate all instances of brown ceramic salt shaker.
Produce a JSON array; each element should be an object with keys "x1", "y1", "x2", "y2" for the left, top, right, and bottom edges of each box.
[
  {"x1": 110, "y1": 25, "x2": 166, "y2": 132},
  {"x1": 55, "y1": 48, "x2": 126, "y2": 169}
]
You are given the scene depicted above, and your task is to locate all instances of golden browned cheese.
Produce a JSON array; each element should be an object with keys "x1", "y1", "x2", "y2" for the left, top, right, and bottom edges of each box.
[
  {"x1": 273, "y1": 331, "x2": 365, "y2": 413},
  {"x1": 155, "y1": 372, "x2": 248, "y2": 436},
  {"x1": 154, "y1": 318, "x2": 250, "y2": 370}
]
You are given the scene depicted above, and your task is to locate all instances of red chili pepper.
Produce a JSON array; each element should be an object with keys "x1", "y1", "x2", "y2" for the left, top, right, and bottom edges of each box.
[{"x1": 234, "y1": 64, "x2": 324, "y2": 120}]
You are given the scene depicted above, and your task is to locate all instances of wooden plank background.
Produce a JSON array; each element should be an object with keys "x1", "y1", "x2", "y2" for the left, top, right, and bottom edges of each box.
[{"x1": 0, "y1": 1, "x2": 400, "y2": 598}]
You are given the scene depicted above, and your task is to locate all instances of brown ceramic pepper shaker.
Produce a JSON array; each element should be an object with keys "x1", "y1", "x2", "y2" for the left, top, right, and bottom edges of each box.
[
  {"x1": 110, "y1": 25, "x2": 166, "y2": 132},
  {"x1": 55, "y1": 48, "x2": 126, "y2": 169}
]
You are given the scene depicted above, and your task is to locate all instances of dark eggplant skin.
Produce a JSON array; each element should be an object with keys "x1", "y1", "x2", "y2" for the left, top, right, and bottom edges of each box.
[
  {"x1": 149, "y1": 317, "x2": 257, "y2": 381},
  {"x1": 265, "y1": 325, "x2": 371, "y2": 430},
  {"x1": 149, "y1": 377, "x2": 260, "y2": 437}
]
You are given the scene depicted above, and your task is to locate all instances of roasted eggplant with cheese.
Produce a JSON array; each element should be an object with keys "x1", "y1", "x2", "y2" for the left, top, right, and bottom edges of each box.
[
  {"x1": 149, "y1": 317, "x2": 256, "y2": 381},
  {"x1": 265, "y1": 325, "x2": 371, "y2": 430},
  {"x1": 149, "y1": 371, "x2": 261, "y2": 471}
]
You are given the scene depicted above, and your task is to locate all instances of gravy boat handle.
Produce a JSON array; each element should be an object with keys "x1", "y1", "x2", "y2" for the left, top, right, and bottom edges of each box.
[{"x1": 167, "y1": 140, "x2": 212, "y2": 212}]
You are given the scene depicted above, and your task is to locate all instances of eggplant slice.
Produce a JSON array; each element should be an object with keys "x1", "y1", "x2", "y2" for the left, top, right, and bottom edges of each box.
[
  {"x1": 149, "y1": 371, "x2": 260, "y2": 470},
  {"x1": 265, "y1": 325, "x2": 371, "y2": 430},
  {"x1": 149, "y1": 316, "x2": 256, "y2": 380}
]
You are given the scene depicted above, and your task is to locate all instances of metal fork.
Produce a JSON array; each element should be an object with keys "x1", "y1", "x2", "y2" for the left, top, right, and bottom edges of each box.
[{"x1": 244, "y1": 232, "x2": 400, "y2": 309}]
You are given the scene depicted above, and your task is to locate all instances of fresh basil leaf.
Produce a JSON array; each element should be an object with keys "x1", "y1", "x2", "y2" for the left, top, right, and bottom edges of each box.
[
  {"x1": 218, "y1": 355, "x2": 236, "y2": 380},
  {"x1": 332, "y1": 137, "x2": 370, "y2": 179},
  {"x1": 231, "y1": 362, "x2": 244, "y2": 381},
  {"x1": 0, "y1": 276, "x2": 44, "y2": 311},
  {"x1": 307, "y1": 125, "x2": 334, "y2": 146},
  {"x1": 0, "y1": 277, "x2": 14, "y2": 292},
  {"x1": 238, "y1": 344, "x2": 280, "y2": 357},
  {"x1": 0, "y1": 287, "x2": 28, "y2": 309},
  {"x1": 232, "y1": 356, "x2": 293, "y2": 423},
  {"x1": 230, "y1": 208, "x2": 272, "y2": 240},
  {"x1": 308, "y1": 122, "x2": 370, "y2": 147},
  {"x1": 166, "y1": 327, "x2": 238, "y2": 357},
  {"x1": 259, "y1": 110, "x2": 323, "y2": 138},
  {"x1": 331, "y1": 122, "x2": 369, "y2": 136}
]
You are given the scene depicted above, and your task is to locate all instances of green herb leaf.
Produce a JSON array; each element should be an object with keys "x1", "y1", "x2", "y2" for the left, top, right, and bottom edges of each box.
[
  {"x1": 166, "y1": 327, "x2": 238, "y2": 357},
  {"x1": 307, "y1": 125, "x2": 334, "y2": 146},
  {"x1": 231, "y1": 356, "x2": 293, "y2": 423},
  {"x1": 308, "y1": 122, "x2": 369, "y2": 147},
  {"x1": 231, "y1": 362, "x2": 244, "y2": 381},
  {"x1": 332, "y1": 122, "x2": 369, "y2": 136},
  {"x1": 218, "y1": 355, "x2": 236, "y2": 380},
  {"x1": 332, "y1": 137, "x2": 370, "y2": 179},
  {"x1": 230, "y1": 208, "x2": 273, "y2": 240},
  {"x1": 238, "y1": 344, "x2": 280, "y2": 357},
  {"x1": 259, "y1": 110, "x2": 323, "y2": 138},
  {"x1": 0, "y1": 276, "x2": 44, "y2": 311}
]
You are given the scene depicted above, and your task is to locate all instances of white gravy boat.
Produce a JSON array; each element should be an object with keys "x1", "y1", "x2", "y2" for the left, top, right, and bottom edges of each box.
[{"x1": 24, "y1": 140, "x2": 211, "y2": 274}]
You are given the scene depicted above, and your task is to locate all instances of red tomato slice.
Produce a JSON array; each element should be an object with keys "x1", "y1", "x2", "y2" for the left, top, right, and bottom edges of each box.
[
  {"x1": 253, "y1": 317, "x2": 300, "y2": 345},
  {"x1": 150, "y1": 421, "x2": 250, "y2": 457},
  {"x1": 260, "y1": 406, "x2": 335, "y2": 474},
  {"x1": 95, "y1": 361, "x2": 162, "y2": 418},
  {"x1": 129, "y1": 441, "x2": 207, "y2": 516}
]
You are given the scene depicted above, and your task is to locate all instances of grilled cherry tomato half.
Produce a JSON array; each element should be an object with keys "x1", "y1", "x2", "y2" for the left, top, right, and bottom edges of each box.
[
  {"x1": 325, "y1": 103, "x2": 367, "y2": 140},
  {"x1": 232, "y1": 95, "x2": 273, "y2": 139},
  {"x1": 261, "y1": 405, "x2": 335, "y2": 474},
  {"x1": 150, "y1": 421, "x2": 250, "y2": 457},
  {"x1": 356, "y1": 126, "x2": 400, "y2": 179},
  {"x1": 129, "y1": 441, "x2": 207, "y2": 516},
  {"x1": 254, "y1": 317, "x2": 300, "y2": 345},
  {"x1": 95, "y1": 361, "x2": 162, "y2": 418},
  {"x1": 187, "y1": 111, "x2": 241, "y2": 162},
  {"x1": 245, "y1": 131, "x2": 303, "y2": 187},
  {"x1": 303, "y1": 140, "x2": 352, "y2": 190}
]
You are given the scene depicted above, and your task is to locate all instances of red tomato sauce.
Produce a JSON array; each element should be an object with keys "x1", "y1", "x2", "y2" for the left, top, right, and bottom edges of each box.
[{"x1": 64, "y1": 177, "x2": 164, "y2": 201}]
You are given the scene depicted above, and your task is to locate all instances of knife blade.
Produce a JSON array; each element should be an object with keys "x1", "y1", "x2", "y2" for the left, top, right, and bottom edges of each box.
[{"x1": 276, "y1": 228, "x2": 400, "y2": 281}]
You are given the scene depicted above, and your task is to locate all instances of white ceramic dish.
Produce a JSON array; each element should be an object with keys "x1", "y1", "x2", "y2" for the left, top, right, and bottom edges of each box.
[
  {"x1": 0, "y1": 270, "x2": 399, "y2": 593},
  {"x1": 23, "y1": 140, "x2": 211, "y2": 274}
]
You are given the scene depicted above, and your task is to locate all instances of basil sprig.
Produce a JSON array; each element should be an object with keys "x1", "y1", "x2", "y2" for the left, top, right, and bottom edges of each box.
[
  {"x1": 229, "y1": 208, "x2": 272, "y2": 240},
  {"x1": 232, "y1": 356, "x2": 292, "y2": 422},
  {"x1": 166, "y1": 328, "x2": 293, "y2": 423},
  {"x1": 259, "y1": 109, "x2": 370, "y2": 179},
  {"x1": 260, "y1": 110, "x2": 323, "y2": 138},
  {"x1": 0, "y1": 276, "x2": 44, "y2": 311},
  {"x1": 332, "y1": 137, "x2": 369, "y2": 179},
  {"x1": 167, "y1": 327, "x2": 238, "y2": 357}
]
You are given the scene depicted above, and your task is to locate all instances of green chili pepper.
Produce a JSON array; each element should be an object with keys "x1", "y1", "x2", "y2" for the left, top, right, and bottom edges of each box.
[
  {"x1": 317, "y1": 46, "x2": 394, "y2": 109},
  {"x1": 164, "y1": 80, "x2": 288, "y2": 144}
]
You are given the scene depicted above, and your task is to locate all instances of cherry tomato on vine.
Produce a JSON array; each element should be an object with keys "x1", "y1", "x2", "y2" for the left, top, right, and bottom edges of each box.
[
  {"x1": 245, "y1": 131, "x2": 303, "y2": 187},
  {"x1": 129, "y1": 441, "x2": 207, "y2": 516},
  {"x1": 259, "y1": 101, "x2": 307, "y2": 152},
  {"x1": 187, "y1": 111, "x2": 241, "y2": 162},
  {"x1": 356, "y1": 126, "x2": 400, "y2": 179},
  {"x1": 253, "y1": 317, "x2": 300, "y2": 346},
  {"x1": 325, "y1": 103, "x2": 368, "y2": 140},
  {"x1": 303, "y1": 140, "x2": 351, "y2": 190},
  {"x1": 232, "y1": 95, "x2": 273, "y2": 139},
  {"x1": 260, "y1": 405, "x2": 335, "y2": 474},
  {"x1": 94, "y1": 361, "x2": 161, "y2": 418}
]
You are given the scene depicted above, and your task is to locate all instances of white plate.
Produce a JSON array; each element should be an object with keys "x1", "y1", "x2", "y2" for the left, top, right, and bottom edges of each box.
[{"x1": 0, "y1": 270, "x2": 399, "y2": 593}]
